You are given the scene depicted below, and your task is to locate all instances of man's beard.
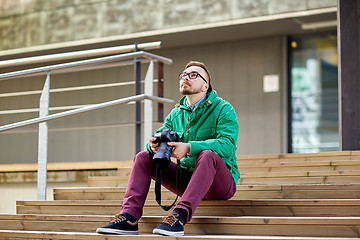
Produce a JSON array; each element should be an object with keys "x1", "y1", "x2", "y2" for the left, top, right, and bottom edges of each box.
[{"x1": 180, "y1": 85, "x2": 202, "y2": 95}]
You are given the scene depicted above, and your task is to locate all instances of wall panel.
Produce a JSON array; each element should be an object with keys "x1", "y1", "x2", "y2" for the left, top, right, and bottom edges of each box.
[{"x1": 0, "y1": 36, "x2": 286, "y2": 164}]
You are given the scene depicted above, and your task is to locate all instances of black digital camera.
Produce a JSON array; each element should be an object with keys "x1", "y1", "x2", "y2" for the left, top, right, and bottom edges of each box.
[{"x1": 153, "y1": 128, "x2": 181, "y2": 169}]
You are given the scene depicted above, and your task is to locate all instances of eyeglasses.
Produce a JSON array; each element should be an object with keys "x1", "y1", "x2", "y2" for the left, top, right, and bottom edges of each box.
[{"x1": 178, "y1": 71, "x2": 207, "y2": 83}]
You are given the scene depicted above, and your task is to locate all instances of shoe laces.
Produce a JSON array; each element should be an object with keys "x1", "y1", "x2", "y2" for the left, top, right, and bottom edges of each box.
[
  {"x1": 162, "y1": 213, "x2": 183, "y2": 226},
  {"x1": 110, "y1": 213, "x2": 138, "y2": 226},
  {"x1": 111, "y1": 213, "x2": 127, "y2": 223}
]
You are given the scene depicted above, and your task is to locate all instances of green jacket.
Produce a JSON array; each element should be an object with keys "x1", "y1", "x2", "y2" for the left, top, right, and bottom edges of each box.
[{"x1": 147, "y1": 86, "x2": 240, "y2": 184}]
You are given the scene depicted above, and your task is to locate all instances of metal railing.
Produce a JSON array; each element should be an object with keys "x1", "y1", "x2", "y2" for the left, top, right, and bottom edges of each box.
[{"x1": 0, "y1": 42, "x2": 174, "y2": 200}]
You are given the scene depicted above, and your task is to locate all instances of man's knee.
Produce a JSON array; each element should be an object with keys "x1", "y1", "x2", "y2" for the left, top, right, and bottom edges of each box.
[
  {"x1": 134, "y1": 151, "x2": 153, "y2": 166},
  {"x1": 196, "y1": 150, "x2": 222, "y2": 168}
]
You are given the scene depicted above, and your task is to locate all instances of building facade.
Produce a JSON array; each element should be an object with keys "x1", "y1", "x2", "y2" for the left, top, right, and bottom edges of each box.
[{"x1": 0, "y1": 0, "x2": 338, "y2": 164}]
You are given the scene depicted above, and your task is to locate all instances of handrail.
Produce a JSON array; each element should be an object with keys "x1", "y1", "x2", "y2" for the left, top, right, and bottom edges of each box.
[
  {"x1": 0, "y1": 41, "x2": 161, "y2": 68},
  {"x1": 0, "y1": 44, "x2": 173, "y2": 200},
  {"x1": 0, "y1": 51, "x2": 172, "y2": 81},
  {"x1": 0, "y1": 94, "x2": 174, "y2": 133},
  {"x1": 0, "y1": 79, "x2": 159, "y2": 99}
]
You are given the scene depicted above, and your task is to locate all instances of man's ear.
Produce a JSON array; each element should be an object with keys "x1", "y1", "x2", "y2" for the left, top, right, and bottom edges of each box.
[{"x1": 202, "y1": 83, "x2": 209, "y2": 92}]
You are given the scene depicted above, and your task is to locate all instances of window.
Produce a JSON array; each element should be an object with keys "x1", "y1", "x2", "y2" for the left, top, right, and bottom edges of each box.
[{"x1": 289, "y1": 33, "x2": 338, "y2": 153}]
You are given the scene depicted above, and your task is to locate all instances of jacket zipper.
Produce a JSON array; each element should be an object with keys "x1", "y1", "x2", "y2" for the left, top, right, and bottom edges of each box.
[{"x1": 187, "y1": 117, "x2": 191, "y2": 133}]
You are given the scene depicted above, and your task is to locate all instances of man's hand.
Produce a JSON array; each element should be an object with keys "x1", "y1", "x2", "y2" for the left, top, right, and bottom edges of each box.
[
  {"x1": 167, "y1": 142, "x2": 191, "y2": 160},
  {"x1": 149, "y1": 137, "x2": 159, "y2": 153}
]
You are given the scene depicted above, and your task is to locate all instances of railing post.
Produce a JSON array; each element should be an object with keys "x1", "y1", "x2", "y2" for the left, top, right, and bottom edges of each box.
[
  {"x1": 134, "y1": 44, "x2": 141, "y2": 153},
  {"x1": 157, "y1": 62, "x2": 164, "y2": 122},
  {"x1": 37, "y1": 72, "x2": 50, "y2": 200},
  {"x1": 144, "y1": 61, "x2": 154, "y2": 150}
]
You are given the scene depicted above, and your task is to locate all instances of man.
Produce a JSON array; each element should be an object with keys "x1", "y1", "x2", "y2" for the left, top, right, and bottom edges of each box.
[{"x1": 96, "y1": 61, "x2": 240, "y2": 236}]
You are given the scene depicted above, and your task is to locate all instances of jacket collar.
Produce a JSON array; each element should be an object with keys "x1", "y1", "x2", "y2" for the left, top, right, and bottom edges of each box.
[{"x1": 178, "y1": 84, "x2": 218, "y2": 109}]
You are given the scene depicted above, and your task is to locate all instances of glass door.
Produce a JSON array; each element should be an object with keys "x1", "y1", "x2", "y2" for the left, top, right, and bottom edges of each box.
[{"x1": 289, "y1": 33, "x2": 338, "y2": 153}]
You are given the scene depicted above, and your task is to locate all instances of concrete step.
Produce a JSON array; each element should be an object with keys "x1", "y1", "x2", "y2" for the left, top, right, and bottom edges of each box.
[
  {"x1": 0, "y1": 214, "x2": 359, "y2": 237},
  {"x1": 16, "y1": 199, "x2": 360, "y2": 217},
  {"x1": 1, "y1": 230, "x2": 359, "y2": 240},
  {"x1": 54, "y1": 184, "x2": 360, "y2": 200}
]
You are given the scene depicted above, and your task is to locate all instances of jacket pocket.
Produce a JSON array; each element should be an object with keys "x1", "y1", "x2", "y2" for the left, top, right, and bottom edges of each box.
[{"x1": 196, "y1": 127, "x2": 216, "y2": 140}]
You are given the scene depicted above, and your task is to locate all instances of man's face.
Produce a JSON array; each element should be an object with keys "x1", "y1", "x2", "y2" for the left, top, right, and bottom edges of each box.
[{"x1": 179, "y1": 66, "x2": 209, "y2": 95}]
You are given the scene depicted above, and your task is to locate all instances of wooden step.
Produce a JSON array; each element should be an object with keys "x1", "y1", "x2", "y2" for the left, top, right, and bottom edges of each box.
[
  {"x1": 16, "y1": 199, "x2": 360, "y2": 217},
  {"x1": 238, "y1": 175, "x2": 360, "y2": 185},
  {"x1": 54, "y1": 184, "x2": 360, "y2": 200},
  {"x1": 116, "y1": 165, "x2": 360, "y2": 177},
  {"x1": 0, "y1": 214, "x2": 359, "y2": 238},
  {"x1": 94, "y1": 156, "x2": 360, "y2": 188},
  {"x1": 116, "y1": 161, "x2": 360, "y2": 175},
  {"x1": 88, "y1": 174, "x2": 360, "y2": 187},
  {"x1": 1, "y1": 230, "x2": 359, "y2": 240},
  {"x1": 88, "y1": 176, "x2": 128, "y2": 187},
  {"x1": 54, "y1": 187, "x2": 176, "y2": 201},
  {"x1": 236, "y1": 151, "x2": 360, "y2": 162},
  {"x1": 236, "y1": 154, "x2": 360, "y2": 168}
]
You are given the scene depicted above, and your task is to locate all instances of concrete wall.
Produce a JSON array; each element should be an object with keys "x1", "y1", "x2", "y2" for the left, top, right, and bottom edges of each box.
[
  {"x1": 0, "y1": 0, "x2": 336, "y2": 51},
  {"x1": 0, "y1": 167, "x2": 119, "y2": 214},
  {"x1": 0, "y1": 0, "x2": 337, "y2": 164},
  {"x1": 0, "y1": 181, "x2": 88, "y2": 214},
  {"x1": 0, "y1": 36, "x2": 286, "y2": 164}
]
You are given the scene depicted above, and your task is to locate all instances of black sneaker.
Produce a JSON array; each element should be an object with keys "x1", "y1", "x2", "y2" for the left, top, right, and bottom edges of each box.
[
  {"x1": 96, "y1": 213, "x2": 138, "y2": 235},
  {"x1": 152, "y1": 212, "x2": 184, "y2": 236}
]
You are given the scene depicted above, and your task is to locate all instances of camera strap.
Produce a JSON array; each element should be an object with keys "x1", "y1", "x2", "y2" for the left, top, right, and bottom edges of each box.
[{"x1": 155, "y1": 158, "x2": 181, "y2": 211}]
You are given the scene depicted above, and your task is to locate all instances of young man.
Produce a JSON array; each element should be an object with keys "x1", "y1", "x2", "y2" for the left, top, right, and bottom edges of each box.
[{"x1": 96, "y1": 61, "x2": 240, "y2": 236}]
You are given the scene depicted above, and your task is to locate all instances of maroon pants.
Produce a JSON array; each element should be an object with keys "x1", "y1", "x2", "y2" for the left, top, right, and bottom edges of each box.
[{"x1": 121, "y1": 150, "x2": 236, "y2": 222}]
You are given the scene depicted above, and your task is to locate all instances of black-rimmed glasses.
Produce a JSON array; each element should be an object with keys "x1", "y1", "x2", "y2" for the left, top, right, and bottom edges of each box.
[{"x1": 178, "y1": 71, "x2": 207, "y2": 83}]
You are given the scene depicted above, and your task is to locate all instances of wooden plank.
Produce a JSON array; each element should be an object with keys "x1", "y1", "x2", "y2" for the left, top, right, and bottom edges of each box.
[
  {"x1": 282, "y1": 184, "x2": 360, "y2": 190},
  {"x1": 351, "y1": 151, "x2": 360, "y2": 156},
  {"x1": 241, "y1": 169, "x2": 360, "y2": 178},
  {"x1": 117, "y1": 165, "x2": 360, "y2": 179},
  {"x1": 238, "y1": 189, "x2": 360, "y2": 200},
  {"x1": 15, "y1": 199, "x2": 360, "y2": 217},
  {"x1": 237, "y1": 154, "x2": 282, "y2": 160},
  {"x1": 53, "y1": 188, "x2": 360, "y2": 201},
  {"x1": 1, "y1": 230, "x2": 359, "y2": 240},
  {"x1": 241, "y1": 165, "x2": 360, "y2": 173},
  {"x1": 0, "y1": 170, "x2": 118, "y2": 184},
  {"x1": 0, "y1": 215, "x2": 359, "y2": 237},
  {"x1": 54, "y1": 188, "x2": 175, "y2": 201},
  {"x1": 87, "y1": 176, "x2": 130, "y2": 187},
  {"x1": 88, "y1": 176, "x2": 360, "y2": 187},
  {"x1": 1, "y1": 152, "x2": 358, "y2": 173},
  {"x1": 18, "y1": 199, "x2": 360, "y2": 207},
  {"x1": 237, "y1": 152, "x2": 352, "y2": 161},
  {"x1": 281, "y1": 151, "x2": 352, "y2": 158},
  {"x1": 238, "y1": 175, "x2": 360, "y2": 185},
  {"x1": 117, "y1": 167, "x2": 132, "y2": 177},
  {"x1": 237, "y1": 157, "x2": 360, "y2": 167}
]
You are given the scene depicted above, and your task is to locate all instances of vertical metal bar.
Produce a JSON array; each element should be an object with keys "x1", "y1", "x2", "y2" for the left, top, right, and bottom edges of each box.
[
  {"x1": 157, "y1": 62, "x2": 164, "y2": 122},
  {"x1": 144, "y1": 61, "x2": 154, "y2": 150},
  {"x1": 134, "y1": 44, "x2": 141, "y2": 153},
  {"x1": 37, "y1": 72, "x2": 50, "y2": 201}
]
